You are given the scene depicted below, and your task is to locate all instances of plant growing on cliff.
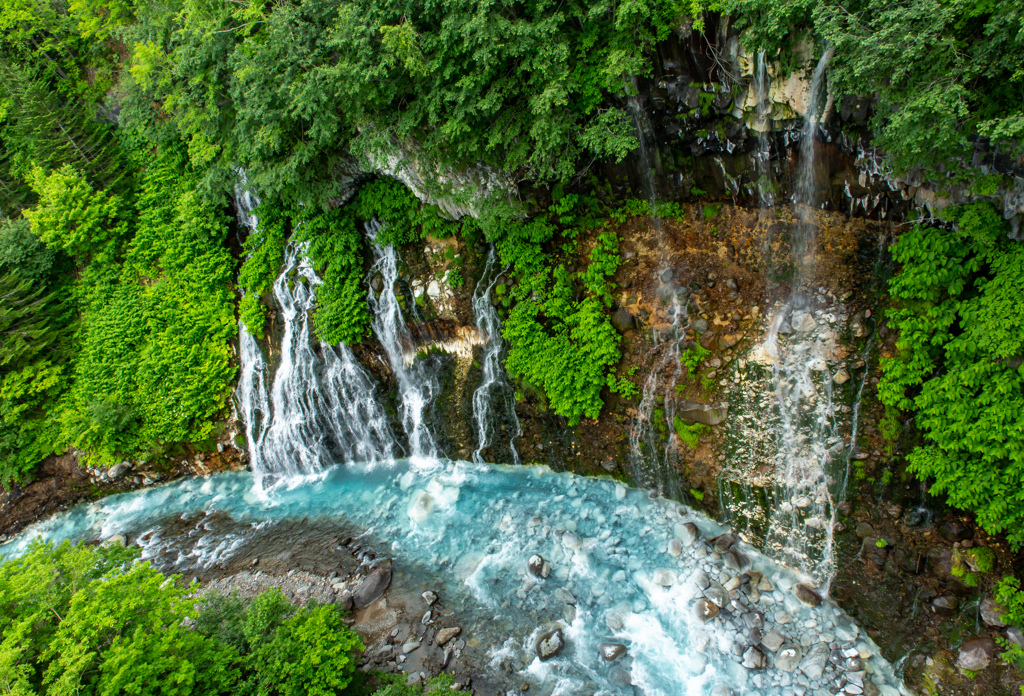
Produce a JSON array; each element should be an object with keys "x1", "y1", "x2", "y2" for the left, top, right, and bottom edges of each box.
[
  {"x1": 994, "y1": 576, "x2": 1024, "y2": 691},
  {"x1": 879, "y1": 203, "x2": 1024, "y2": 549}
]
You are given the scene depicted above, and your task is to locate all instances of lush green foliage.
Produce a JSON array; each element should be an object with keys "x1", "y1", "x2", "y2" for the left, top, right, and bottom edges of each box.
[
  {"x1": 120, "y1": 0, "x2": 710, "y2": 204},
  {"x1": 238, "y1": 208, "x2": 288, "y2": 340},
  {"x1": 879, "y1": 203, "x2": 1024, "y2": 548},
  {"x1": 722, "y1": 0, "x2": 1024, "y2": 178},
  {"x1": 995, "y1": 576, "x2": 1024, "y2": 692},
  {"x1": 0, "y1": 541, "x2": 371, "y2": 696}
]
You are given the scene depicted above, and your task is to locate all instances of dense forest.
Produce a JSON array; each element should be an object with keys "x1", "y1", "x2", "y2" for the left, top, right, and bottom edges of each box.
[{"x1": 1, "y1": 0, "x2": 1023, "y2": 691}]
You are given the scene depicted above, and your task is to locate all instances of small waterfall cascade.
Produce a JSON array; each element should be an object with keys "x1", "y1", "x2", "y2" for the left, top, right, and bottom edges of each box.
[
  {"x1": 470, "y1": 246, "x2": 521, "y2": 465},
  {"x1": 366, "y1": 220, "x2": 440, "y2": 461},
  {"x1": 627, "y1": 297, "x2": 689, "y2": 498},
  {"x1": 753, "y1": 50, "x2": 774, "y2": 208},
  {"x1": 625, "y1": 75, "x2": 661, "y2": 232},
  {"x1": 236, "y1": 244, "x2": 397, "y2": 490},
  {"x1": 793, "y1": 48, "x2": 834, "y2": 286}
]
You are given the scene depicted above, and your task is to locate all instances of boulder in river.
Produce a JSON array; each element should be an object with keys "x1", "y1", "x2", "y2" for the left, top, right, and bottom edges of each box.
[
  {"x1": 799, "y1": 644, "x2": 829, "y2": 680},
  {"x1": 599, "y1": 642, "x2": 628, "y2": 661},
  {"x1": 353, "y1": 566, "x2": 392, "y2": 608},
  {"x1": 652, "y1": 569, "x2": 676, "y2": 587},
  {"x1": 712, "y1": 533, "x2": 736, "y2": 553},
  {"x1": 528, "y1": 554, "x2": 545, "y2": 577},
  {"x1": 536, "y1": 628, "x2": 565, "y2": 660},
  {"x1": 675, "y1": 522, "x2": 700, "y2": 546},
  {"x1": 693, "y1": 598, "x2": 720, "y2": 623}
]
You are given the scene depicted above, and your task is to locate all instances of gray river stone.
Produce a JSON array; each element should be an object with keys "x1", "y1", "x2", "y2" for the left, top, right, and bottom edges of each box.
[
  {"x1": 980, "y1": 597, "x2": 1007, "y2": 627},
  {"x1": 799, "y1": 644, "x2": 829, "y2": 680},
  {"x1": 536, "y1": 628, "x2": 566, "y2": 660},
  {"x1": 760, "y1": 629, "x2": 785, "y2": 652},
  {"x1": 692, "y1": 569, "x2": 711, "y2": 590},
  {"x1": 353, "y1": 566, "x2": 392, "y2": 608},
  {"x1": 653, "y1": 569, "x2": 677, "y2": 587},
  {"x1": 705, "y1": 582, "x2": 729, "y2": 607},
  {"x1": 774, "y1": 644, "x2": 802, "y2": 672},
  {"x1": 668, "y1": 538, "x2": 683, "y2": 556},
  {"x1": 742, "y1": 646, "x2": 766, "y2": 670}
]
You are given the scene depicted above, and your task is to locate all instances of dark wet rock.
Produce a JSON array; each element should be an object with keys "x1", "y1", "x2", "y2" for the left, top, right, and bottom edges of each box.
[
  {"x1": 108, "y1": 461, "x2": 131, "y2": 480},
  {"x1": 436, "y1": 627, "x2": 461, "y2": 646},
  {"x1": 895, "y1": 548, "x2": 924, "y2": 574},
  {"x1": 793, "y1": 584, "x2": 822, "y2": 607},
  {"x1": 742, "y1": 611, "x2": 764, "y2": 629},
  {"x1": 337, "y1": 590, "x2": 354, "y2": 611},
  {"x1": 528, "y1": 555, "x2": 545, "y2": 577},
  {"x1": 1006, "y1": 626, "x2": 1024, "y2": 647},
  {"x1": 774, "y1": 644, "x2": 802, "y2": 672},
  {"x1": 660, "y1": 268, "x2": 674, "y2": 282},
  {"x1": 611, "y1": 307, "x2": 635, "y2": 334},
  {"x1": 677, "y1": 400, "x2": 729, "y2": 426},
  {"x1": 940, "y1": 520, "x2": 973, "y2": 542},
  {"x1": 693, "y1": 318, "x2": 709, "y2": 334},
  {"x1": 694, "y1": 598, "x2": 720, "y2": 622},
  {"x1": 353, "y1": 566, "x2": 392, "y2": 608},
  {"x1": 980, "y1": 596, "x2": 1007, "y2": 627},
  {"x1": 956, "y1": 636, "x2": 996, "y2": 671},
  {"x1": 712, "y1": 533, "x2": 736, "y2": 553},
  {"x1": 799, "y1": 644, "x2": 829, "y2": 680},
  {"x1": 931, "y1": 596, "x2": 957, "y2": 616},
  {"x1": 599, "y1": 642, "x2": 628, "y2": 661},
  {"x1": 536, "y1": 628, "x2": 565, "y2": 660}
]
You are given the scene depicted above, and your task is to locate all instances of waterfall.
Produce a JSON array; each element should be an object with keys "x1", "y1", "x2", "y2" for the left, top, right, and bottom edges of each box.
[
  {"x1": 237, "y1": 245, "x2": 398, "y2": 489},
  {"x1": 628, "y1": 295, "x2": 690, "y2": 497},
  {"x1": 625, "y1": 75, "x2": 661, "y2": 232},
  {"x1": 753, "y1": 50, "x2": 774, "y2": 208},
  {"x1": 470, "y1": 246, "x2": 521, "y2": 465},
  {"x1": 793, "y1": 48, "x2": 834, "y2": 287},
  {"x1": 366, "y1": 220, "x2": 440, "y2": 461}
]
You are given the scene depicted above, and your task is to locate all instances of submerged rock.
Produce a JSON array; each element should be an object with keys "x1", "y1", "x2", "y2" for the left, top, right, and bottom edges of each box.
[
  {"x1": 528, "y1": 554, "x2": 545, "y2": 577},
  {"x1": 599, "y1": 642, "x2": 628, "y2": 661},
  {"x1": 652, "y1": 569, "x2": 677, "y2": 587},
  {"x1": 774, "y1": 644, "x2": 802, "y2": 672},
  {"x1": 536, "y1": 628, "x2": 565, "y2": 660},
  {"x1": 799, "y1": 644, "x2": 829, "y2": 679}
]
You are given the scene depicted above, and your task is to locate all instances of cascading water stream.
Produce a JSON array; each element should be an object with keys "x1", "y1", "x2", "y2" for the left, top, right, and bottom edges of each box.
[
  {"x1": 366, "y1": 220, "x2": 440, "y2": 461},
  {"x1": 625, "y1": 75, "x2": 661, "y2": 233},
  {"x1": 470, "y1": 246, "x2": 521, "y2": 465},
  {"x1": 753, "y1": 50, "x2": 774, "y2": 209},
  {"x1": 236, "y1": 244, "x2": 398, "y2": 490}
]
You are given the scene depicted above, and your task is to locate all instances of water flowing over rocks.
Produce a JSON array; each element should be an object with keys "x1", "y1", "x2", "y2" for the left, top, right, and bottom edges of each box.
[{"x1": 1, "y1": 460, "x2": 912, "y2": 696}]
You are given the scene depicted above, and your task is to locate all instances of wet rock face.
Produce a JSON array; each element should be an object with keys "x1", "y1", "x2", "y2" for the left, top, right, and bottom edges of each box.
[
  {"x1": 676, "y1": 400, "x2": 730, "y2": 426},
  {"x1": 598, "y1": 642, "x2": 627, "y2": 661}
]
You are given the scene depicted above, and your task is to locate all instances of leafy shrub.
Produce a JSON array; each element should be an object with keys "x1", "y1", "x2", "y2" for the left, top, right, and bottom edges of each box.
[
  {"x1": 246, "y1": 603, "x2": 363, "y2": 696},
  {"x1": 879, "y1": 203, "x2": 1024, "y2": 548},
  {"x1": 674, "y1": 417, "x2": 708, "y2": 448},
  {"x1": 995, "y1": 576, "x2": 1024, "y2": 692},
  {"x1": 238, "y1": 206, "x2": 288, "y2": 339}
]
